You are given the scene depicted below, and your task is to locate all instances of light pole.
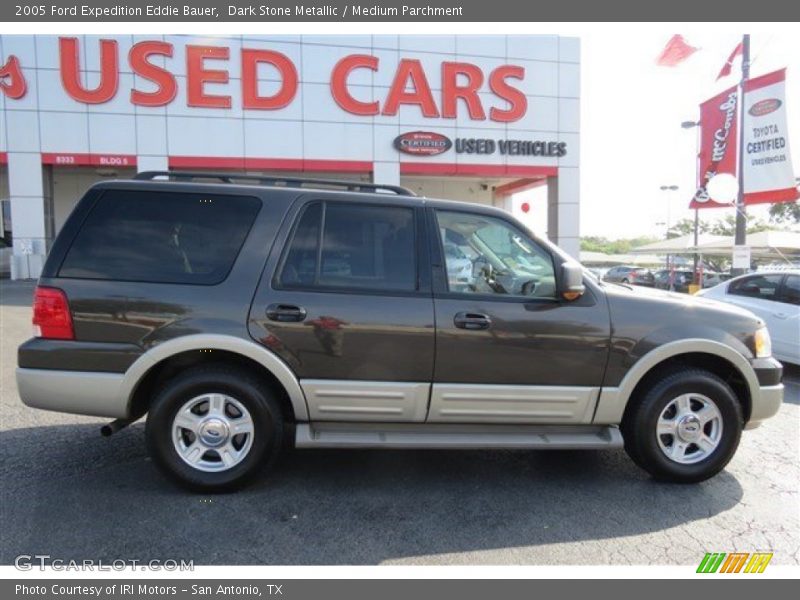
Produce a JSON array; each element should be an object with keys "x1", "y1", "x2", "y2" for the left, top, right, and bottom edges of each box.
[
  {"x1": 659, "y1": 184, "x2": 679, "y2": 235},
  {"x1": 733, "y1": 34, "x2": 751, "y2": 275},
  {"x1": 659, "y1": 185, "x2": 679, "y2": 290},
  {"x1": 682, "y1": 119, "x2": 701, "y2": 283}
]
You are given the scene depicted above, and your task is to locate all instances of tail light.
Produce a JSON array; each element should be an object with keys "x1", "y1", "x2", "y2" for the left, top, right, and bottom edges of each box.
[{"x1": 32, "y1": 286, "x2": 74, "y2": 340}]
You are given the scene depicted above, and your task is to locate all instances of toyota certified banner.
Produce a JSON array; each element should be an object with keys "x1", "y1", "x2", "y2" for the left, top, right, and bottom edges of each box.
[
  {"x1": 742, "y1": 68, "x2": 800, "y2": 205},
  {"x1": 690, "y1": 85, "x2": 739, "y2": 209}
]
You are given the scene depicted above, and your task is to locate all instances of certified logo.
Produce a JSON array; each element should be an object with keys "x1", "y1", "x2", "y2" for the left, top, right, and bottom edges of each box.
[
  {"x1": 394, "y1": 131, "x2": 452, "y2": 156},
  {"x1": 748, "y1": 98, "x2": 782, "y2": 117}
]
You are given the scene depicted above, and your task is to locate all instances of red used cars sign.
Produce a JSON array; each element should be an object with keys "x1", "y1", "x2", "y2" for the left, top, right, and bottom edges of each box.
[{"x1": 393, "y1": 131, "x2": 453, "y2": 156}]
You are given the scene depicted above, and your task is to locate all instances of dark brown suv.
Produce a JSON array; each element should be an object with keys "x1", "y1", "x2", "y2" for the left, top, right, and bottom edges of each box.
[{"x1": 17, "y1": 172, "x2": 784, "y2": 491}]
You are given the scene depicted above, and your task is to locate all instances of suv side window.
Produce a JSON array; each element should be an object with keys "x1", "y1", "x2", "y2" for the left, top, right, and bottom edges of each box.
[
  {"x1": 728, "y1": 273, "x2": 784, "y2": 301},
  {"x1": 435, "y1": 209, "x2": 556, "y2": 299},
  {"x1": 59, "y1": 189, "x2": 260, "y2": 285},
  {"x1": 779, "y1": 275, "x2": 800, "y2": 306},
  {"x1": 279, "y1": 201, "x2": 417, "y2": 293}
]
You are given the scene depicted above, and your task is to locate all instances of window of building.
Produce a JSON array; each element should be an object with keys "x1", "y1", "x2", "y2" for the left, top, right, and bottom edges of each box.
[{"x1": 59, "y1": 190, "x2": 260, "y2": 284}]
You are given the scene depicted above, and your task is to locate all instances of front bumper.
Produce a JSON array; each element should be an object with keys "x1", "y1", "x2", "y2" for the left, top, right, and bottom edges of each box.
[
  {"x1": 16, "y1": 367, "x2": 129, "y2": 419},
  {"x1": 746, "y1": 356, "x2": 784, "y2": 429},
  {"x1": 746, "y1": 384, "x2": 784, "y2": 429}
]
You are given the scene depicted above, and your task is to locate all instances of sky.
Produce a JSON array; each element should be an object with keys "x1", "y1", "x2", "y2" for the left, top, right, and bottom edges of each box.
[{"x1": 521, "y1": 30, "x2": 800, "y2": 240}]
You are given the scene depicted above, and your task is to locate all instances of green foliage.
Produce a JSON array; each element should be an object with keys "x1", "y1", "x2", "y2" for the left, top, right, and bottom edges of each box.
[
  {"x1": 666, "y1": 218, "x2": 709, "y2": 239},
  {"x1": 769, "y1": 201, "x2": 800, "y2": 224},
  {"x1": 663, "y1": 215, "x2": 775, "y2": 240},
  {"x1": 707, "y1": 214, "x2": 774, "y2": 236},
  {"x1": 580, "y1": 235, "x2": 658, "y2": 254}
]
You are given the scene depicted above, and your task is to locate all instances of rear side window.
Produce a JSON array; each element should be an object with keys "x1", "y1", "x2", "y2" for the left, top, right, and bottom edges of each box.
[
  {"x1": 727, "y1": 274, "x2": 784, "y2": 301},
  {"x1": 278, "y1": 201, "x2": 416, "y2": 292},
  {"x1": 59, "y1": 190, "x2": 260, "y2": 284}
]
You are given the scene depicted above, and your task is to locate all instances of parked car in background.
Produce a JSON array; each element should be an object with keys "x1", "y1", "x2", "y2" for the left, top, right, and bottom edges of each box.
[
  {"x1": 443, "y1": 242, "x2": 474, "y2": 292},
  {"x1": 654, "y1": 269, "x2": 693, "y2": 293},
  {"x1": 602, "y1": 266, "x2": 655, "y2": 287},
  {"x1": 698, "y1": 270, "x2": 800, "y2": 365},
  {"x1": 702, "y1": 272, "x2": 731, "y2": 289},
  {"x1": 654, "y1": 270, "x2": 731, "y2": 294}
]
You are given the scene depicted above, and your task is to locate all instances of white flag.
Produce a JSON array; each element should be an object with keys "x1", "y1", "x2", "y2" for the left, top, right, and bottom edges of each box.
[{"x1": 742, "y1": 69, "x2": 799, "y2": 205}]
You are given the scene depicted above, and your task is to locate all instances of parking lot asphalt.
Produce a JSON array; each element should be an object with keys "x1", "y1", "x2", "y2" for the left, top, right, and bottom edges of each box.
[{"x1": 1, "y1": 279, "x2": 798, "y2": 566}]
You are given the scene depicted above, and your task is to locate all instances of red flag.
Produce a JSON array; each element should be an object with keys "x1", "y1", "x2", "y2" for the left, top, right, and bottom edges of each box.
[
  {"x1": 716, "y1": 42, "x2": 743, "y2": 80},
  {"x1": 656, "y1": 35, "x2": 699, "y2": 67}
]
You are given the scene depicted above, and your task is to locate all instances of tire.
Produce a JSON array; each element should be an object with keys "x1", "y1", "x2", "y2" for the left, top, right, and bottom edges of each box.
[
  {"x1": 622, "y1": 278, "x2": 630, "y2": 284},
  {"x1": 145, "y1": 364, "x2": 284, "y2": 492},
  {"x1": 621, "y1": 368, "x2": 743, "y2": 483}
]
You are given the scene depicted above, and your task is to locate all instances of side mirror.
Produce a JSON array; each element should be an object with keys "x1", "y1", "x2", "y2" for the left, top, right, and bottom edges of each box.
[{"x1": 561, "y1": 261, "x2": 586, "y2": 301}]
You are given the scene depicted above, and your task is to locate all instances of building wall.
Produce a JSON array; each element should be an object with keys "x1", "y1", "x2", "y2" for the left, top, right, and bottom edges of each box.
[{"x1": 1, "y1": 34, "x2": 580, "y2": 278}]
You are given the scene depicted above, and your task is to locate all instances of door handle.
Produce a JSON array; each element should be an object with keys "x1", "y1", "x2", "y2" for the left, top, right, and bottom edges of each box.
[
  {"x1": 454, "y1": 312, "x2": 491, "y2": 330},
  {"x1": 773, "y1": 312, "x2": 788, "y2": 319},
  {"x1": 266, "y1": 304, "x2": 307, "y2": 322}
]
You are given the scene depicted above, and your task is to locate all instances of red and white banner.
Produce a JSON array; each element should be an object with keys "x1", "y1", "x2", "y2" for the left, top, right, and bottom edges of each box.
[
  {"x1": 742, "y1": 69, "x2": 799, "y2": 205},
  {"x1": 690, "y1": 85, "x2": 739, "y2": 209}
]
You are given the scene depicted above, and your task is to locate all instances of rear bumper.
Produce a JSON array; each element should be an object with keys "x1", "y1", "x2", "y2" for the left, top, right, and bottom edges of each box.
[{"x1": 16, "y1": 367, "x2": 129, "y2": 419}]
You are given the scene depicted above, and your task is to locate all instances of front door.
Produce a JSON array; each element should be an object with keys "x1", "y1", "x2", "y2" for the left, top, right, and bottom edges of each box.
[
  {"x1": 428, "y1": 207, "x2": 611, "y2": 424},
  {"x1": 249, "y1": 198, "x2": 434, "y2": 422}
]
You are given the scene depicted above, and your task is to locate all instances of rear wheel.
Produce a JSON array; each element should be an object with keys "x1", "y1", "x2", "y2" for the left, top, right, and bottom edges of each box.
[
  {"x1": 146, "y1": 365, "x2": 283, "y2": 491},
  {"x1": 621, "y1": 368, "x2": 743, "y2": 483}
]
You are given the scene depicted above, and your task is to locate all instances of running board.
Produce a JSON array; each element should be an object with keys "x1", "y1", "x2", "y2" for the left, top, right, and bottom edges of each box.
[{"x1": 295, "y1": 423, "x2": 623, "y2": 450}]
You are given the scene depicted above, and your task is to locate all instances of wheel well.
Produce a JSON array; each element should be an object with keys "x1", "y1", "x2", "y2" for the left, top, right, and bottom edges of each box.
[
  {"x1": 128, "y1": 349, "x2": 296, "y2": 423},
  {"x1": 625, "y1": 352, "x2": 752, "y2": 422}
]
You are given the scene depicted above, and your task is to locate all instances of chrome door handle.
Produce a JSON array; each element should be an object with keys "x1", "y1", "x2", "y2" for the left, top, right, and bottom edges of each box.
[
  {"x1": 454, "y1": 312, "x2": 491, "y2": 330},
  {"x1": 266, "y1": 304, "x2": 307, "y2": 322}
]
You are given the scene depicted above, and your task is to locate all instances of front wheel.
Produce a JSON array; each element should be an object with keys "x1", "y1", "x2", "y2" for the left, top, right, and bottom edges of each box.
[
  {"x1": 621, "y1": 368, "x2": 743, "y2": 483},
  {"x1": 146, "y1": 365, "x2": 284, "y2": 491}
]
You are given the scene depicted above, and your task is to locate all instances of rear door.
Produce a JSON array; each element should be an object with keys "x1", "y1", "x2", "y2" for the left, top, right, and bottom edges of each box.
[{"x1": 248, "y1": 196, "x2": 435, "y2": 422}]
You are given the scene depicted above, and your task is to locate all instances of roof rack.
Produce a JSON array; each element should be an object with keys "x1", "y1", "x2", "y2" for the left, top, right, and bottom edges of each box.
[{"x1": 133, "y1": 171, "x2": 416, "y2": 196}]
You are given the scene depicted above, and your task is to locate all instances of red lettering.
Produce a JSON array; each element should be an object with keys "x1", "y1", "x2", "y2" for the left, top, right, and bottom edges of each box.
[
  {"x1": 242, "y1": 49, "x2": 298, "y2": 110},
  {"x1": 442, "y1": 62, "x2": 485, "y2": 120},
  {"x1": 186, "y1": 45, "x2": 230, "y2": 109},
  {"x1": 382, "y1": 59, "x2": 439, "y2": 118},
  {"x1": 129, "y1": 41, "x2": 176, "y2": 107},
  {"x1": 331, "y1": 54, "x2": 379, "y2": 115},
  {"x1": 489, "y1": 65, "x2": 527, "y2": 123},
  {"x1": 59, "y1": 37, "x2": 118, "y2": 104}
]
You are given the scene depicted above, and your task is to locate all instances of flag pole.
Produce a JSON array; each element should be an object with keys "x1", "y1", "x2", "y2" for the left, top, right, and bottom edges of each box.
[{"x1": 733, "y1": 34, "x2": 750, "y2": 273}]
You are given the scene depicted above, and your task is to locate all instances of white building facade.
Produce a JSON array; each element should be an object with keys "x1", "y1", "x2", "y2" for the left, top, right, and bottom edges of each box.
[{"x1": 0, "y1": 34, "x2": 580, "y2": 279}]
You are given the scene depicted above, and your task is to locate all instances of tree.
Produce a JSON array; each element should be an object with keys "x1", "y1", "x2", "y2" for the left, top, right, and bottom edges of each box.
[
  {"x1": 708, "y1": 214, "x2": 773, "y2": 236},
  {"x1": 666, "y1": 218, "x2": 709, "y2": 239},
  {"x1": 769, "y1": 201, "x2": 800, "y2": 224},
  {"x1": 580, "y1": 235, "x2": 659, "y2": 254}
]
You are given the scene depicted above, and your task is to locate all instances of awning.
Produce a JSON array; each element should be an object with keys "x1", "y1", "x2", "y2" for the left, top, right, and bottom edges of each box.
[
  {"x1": 694, "y1": 230, "x2": 800, "y2": 256},
  {"x1": 629, "y1": 234, "x2": 728, "y2": 255}
]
